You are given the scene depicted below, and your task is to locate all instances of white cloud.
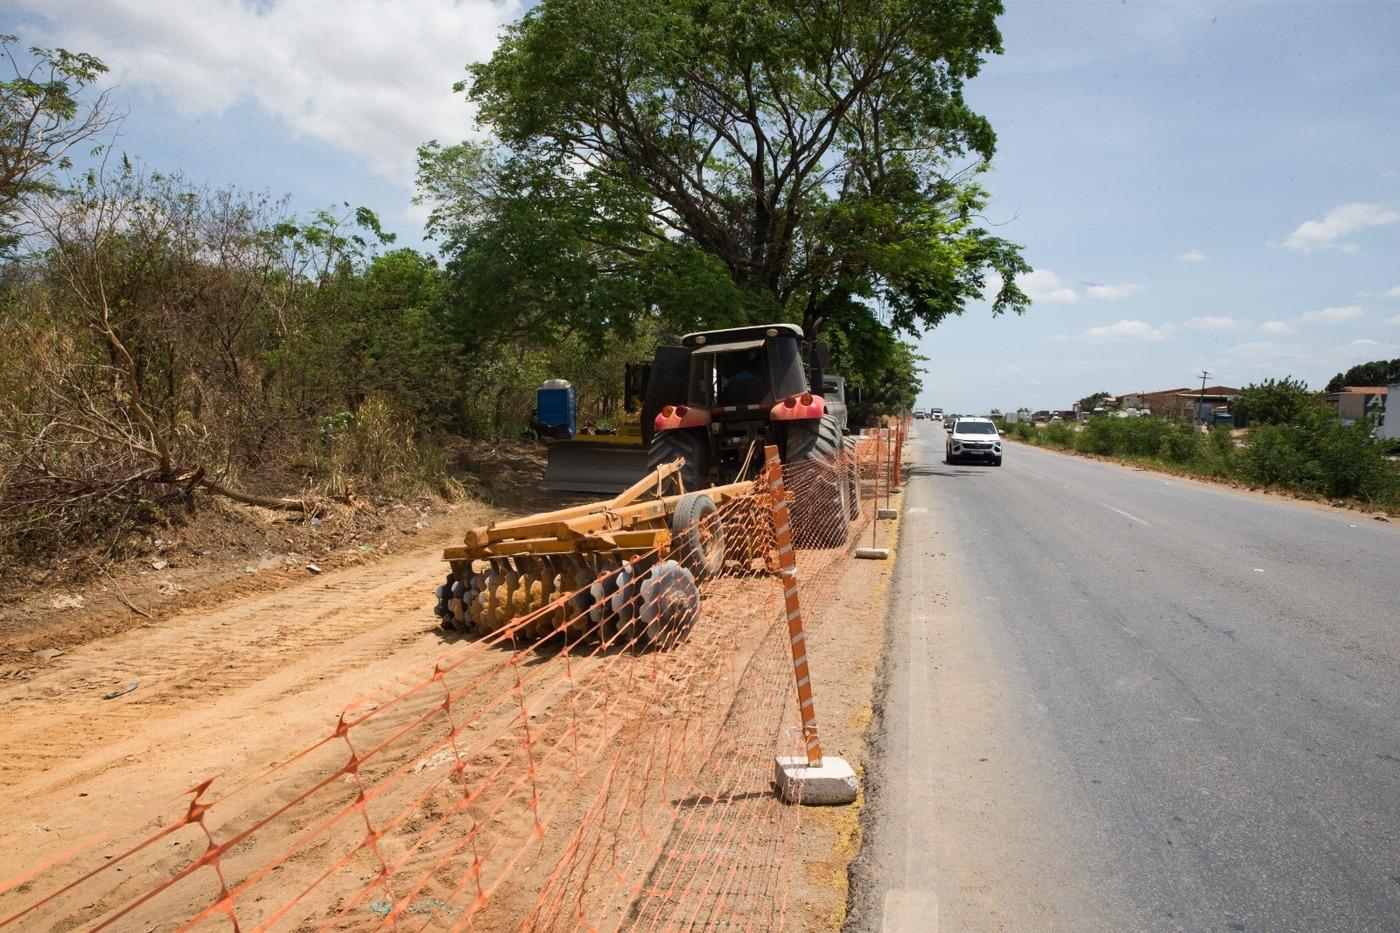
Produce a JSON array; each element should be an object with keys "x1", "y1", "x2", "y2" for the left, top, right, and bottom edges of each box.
[
  {"x1": 1020, "y1": 269, "x2": 1079, "y2": 304},
  {"x1": 1258, "y1": 320, "x2": 1295, "y2": 335},
  {"x1": 1085, "y1": 282, "x2": 1143, "y2": 300},
  {"x1": 1007, "y1": 270, "x2": 1141, "y2": 305},
  {"x1": 1283, "y1": 202, "x2": 1400, "y2": 253},
  {"x1": 1072, "y1": 320, "x2": 1175, "y2": 344},
  {"x1": 1298, "y1": 305, "x2": 1364, "y2": 325},
  {"x1": 1387, "y1": 314, "x2": 1400, "y2": 326},
  {"x1": 1383, "y1": 286, "x2": 1400, "y2": 299},
  {"x1": 1176, "y1": 249, "x2": 1206, "y2": 263},
  {"x1": 17, "y1": 0, "x2": 521, "y2": 180},
  {"x1": 1184, "y1": 315, "x2": 1248, "y2": 331},
  {"x1": 1345, "y1": 338, "x2": 1400, "y2": 357},
  {"x1": 1230, "y1": 341, "x2": 1310, "y2": 361}
]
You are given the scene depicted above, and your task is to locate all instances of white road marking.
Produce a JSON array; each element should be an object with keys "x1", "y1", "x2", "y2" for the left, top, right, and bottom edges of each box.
[
  {"x1": 1101, "y1": 503, "x2": 1150, "y2": 526},
  {"x1": 1020, "y1": 467, "x2": 1048, "y2": 482}
]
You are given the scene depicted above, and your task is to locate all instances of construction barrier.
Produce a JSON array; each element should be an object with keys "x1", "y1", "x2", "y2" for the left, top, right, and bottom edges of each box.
[{"x1": 0, "y1": 430, "x2": 906, "y2": 931}]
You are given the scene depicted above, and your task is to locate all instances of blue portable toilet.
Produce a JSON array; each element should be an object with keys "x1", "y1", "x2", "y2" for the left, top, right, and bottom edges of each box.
[{"x1": 536, "y1": 379, "x2": 576, "y2": 439}]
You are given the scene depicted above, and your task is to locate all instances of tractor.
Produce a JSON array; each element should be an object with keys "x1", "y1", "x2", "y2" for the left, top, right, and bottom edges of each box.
[
  {"x1": 435, "y1": 324, "x2": 861, "y2": 641},
  {"x1": 536, "y1": 323, "x2": 857, "y2": 544},
  {"x1": 641, "y1": 324, "x2": 845, "y2": 483},
  {"x1": 640, "y1": 323, "x2": 855, "y2": 544}
]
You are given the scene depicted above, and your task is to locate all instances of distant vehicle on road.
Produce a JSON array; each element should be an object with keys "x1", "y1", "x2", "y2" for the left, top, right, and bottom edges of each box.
[
  {"x1": 946, "y1": 416, "x2": 1003, "y2": 466},
  {"x1": 930, "y1": 408, "x2": 944, "y2": 422}
]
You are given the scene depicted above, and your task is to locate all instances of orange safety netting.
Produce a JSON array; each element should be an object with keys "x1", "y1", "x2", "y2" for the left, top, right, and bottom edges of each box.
[{"x1": 0, "y1": 432, "x2": 905, "y2": 932}]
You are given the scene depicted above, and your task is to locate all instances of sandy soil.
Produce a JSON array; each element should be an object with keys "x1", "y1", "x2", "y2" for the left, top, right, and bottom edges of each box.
[
  {"x1": 784, "y1": 494, "x2": 902, "y2": 930},
  {"x1": 0, "y1": 445, "x2": 906, "y2": 930},
  {"x1": 0, "y1": 534, "x2": 488, "y2": 861},
  {"x1": 0, "y1": 439, "x2": 582, "y2": 673}
]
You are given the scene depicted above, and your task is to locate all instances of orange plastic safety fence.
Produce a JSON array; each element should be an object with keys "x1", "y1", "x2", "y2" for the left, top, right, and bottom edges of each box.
[
  {"x1": 0, "y1": 432, "x2": 907, "y2": 931},
  {"x1": 0, "y1": 476, "x2": 831, "y2": 932}
]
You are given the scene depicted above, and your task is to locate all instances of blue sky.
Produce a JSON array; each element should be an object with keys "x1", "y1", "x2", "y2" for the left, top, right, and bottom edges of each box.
[
  {"x1": 921, "y1": 0, "x2": 1400, "y2": 412},
  {"x1": 6, "y1": 1, "x2": 1399, "y2": 413}
]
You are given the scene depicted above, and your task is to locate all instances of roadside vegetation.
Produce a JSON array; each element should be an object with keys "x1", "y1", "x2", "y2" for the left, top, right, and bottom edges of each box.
[
  {"x1": 1007, "y1": 378, "x2": 1399, "y2": 511},
  {"x1": 2, "y1": 6, "x2": 1024, "y2": 578}
]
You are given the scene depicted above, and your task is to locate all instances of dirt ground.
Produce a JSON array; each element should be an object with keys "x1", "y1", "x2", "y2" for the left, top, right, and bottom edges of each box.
[
  {"x1": 0, "y1": 439, "x2": 587, "y2": 673},
  {"x1": 0, "y1": 442, "x2": 904, "y2": 929},
  {"x1": 785, "y1": 494, "x2": 902, "y2": 929}
]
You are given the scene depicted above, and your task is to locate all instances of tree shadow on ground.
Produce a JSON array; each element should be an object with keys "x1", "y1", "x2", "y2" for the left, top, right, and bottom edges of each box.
[{"x1": 909, "y1": 463, "x2": 992, "y2": 479}]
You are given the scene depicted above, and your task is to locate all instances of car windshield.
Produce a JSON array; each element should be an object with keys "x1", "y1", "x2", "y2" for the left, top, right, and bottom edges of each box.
[{"x1": 958, "y1": 422, "x2": 997, "y2": 435}]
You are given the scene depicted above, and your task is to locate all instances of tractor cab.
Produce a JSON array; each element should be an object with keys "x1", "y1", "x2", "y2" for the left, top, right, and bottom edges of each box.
[
  {"x1": 642, "y1": 323, "x2": 847, "y2": 488},
  {"x1": 681, "y1": 324, "x2": 810, "y2": 414}
]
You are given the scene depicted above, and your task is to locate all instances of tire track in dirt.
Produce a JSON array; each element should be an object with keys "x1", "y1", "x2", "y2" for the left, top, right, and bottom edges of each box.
[{"x1": 0, "y1": 542, "x2": 465, "y2": 869}]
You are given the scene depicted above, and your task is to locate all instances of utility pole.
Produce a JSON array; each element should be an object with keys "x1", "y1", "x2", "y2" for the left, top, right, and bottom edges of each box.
[{"x1": 1197, "y1": 370, "x2": 1211, "y2": 424}]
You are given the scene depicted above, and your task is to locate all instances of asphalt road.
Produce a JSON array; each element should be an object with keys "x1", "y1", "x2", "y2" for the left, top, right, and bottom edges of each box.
[{"x1": 847, "y1": 424, "x2": 1400, "y2": 932}]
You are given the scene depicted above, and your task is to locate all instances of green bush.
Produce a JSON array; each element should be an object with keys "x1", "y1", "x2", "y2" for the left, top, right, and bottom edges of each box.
[
  {"x1": 1193, "y1": 424, "x2": 1235, "y2": 475},
  {"x1": 1027, "y1": 381, "x2": 1397, "y2": 511},
  {"x1": 1121, "y1": 417, "x2": 1173, "y2": 457},
  {"x1": 1075, "y1": 416, "x2": 1116, "y2": 455},
  {"x1": 1159, "y1": 423, "x2": 1202, "y2": 464},
  {"x1": 1043, "y1": 420, "x2": 1074, "y2": 448},
  {"x1": 1238, "y1": 407, "x2": 1386, "y2": 499},
  {"x1": 1234, "y1": 376, "x2": 1317, "y2": 426}
]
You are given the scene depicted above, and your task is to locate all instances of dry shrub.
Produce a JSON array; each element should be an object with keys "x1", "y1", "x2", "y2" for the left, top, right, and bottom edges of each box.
[{"x1": 320, "y1": 397, "x2": 464, "y2": 502}]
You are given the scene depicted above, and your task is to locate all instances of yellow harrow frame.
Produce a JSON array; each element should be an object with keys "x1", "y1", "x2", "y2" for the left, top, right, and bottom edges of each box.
[{"x1": 434, "y1": 460, "x2": 757, "y2": 642}]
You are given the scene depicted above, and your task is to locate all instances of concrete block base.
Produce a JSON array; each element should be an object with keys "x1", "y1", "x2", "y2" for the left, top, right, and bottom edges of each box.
[
  {"x1": 876, "y1": 507, "x2": 899, "y2": 519},
  {"x1": 774, "y1": 755, "x2": 859, "y2": 805},
  {"x1": 854, "y1": 547, "x2": 890, "y2": 560}
]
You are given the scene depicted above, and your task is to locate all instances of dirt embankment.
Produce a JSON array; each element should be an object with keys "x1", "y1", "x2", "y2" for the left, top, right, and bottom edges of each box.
[{"x1": 0, "y1": 439, "x2": 586, "y2": 675}]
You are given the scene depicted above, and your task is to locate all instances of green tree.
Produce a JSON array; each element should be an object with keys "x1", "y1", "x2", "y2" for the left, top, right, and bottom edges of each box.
[
  {"x1": 1077, "y1": 390, "x2": 1112, "y2": 411},
  {"x1": 423, "y1": 0, "x2": 1029, "y2": 353},
  {"x1": 1, "y1": 35, "x2": 117, "y2": 251},
  {"x1": 1233, "y1": 377, "x2": 1318, "y2": 426},
  {"x1": 1324, "y1": 358, "x2": 1400, "y2": 393}
]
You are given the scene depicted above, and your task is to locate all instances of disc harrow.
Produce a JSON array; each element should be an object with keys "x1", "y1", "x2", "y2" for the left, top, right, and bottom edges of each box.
[{"x1": 434, "y1": 460, "x2": 755, "y2": 649}]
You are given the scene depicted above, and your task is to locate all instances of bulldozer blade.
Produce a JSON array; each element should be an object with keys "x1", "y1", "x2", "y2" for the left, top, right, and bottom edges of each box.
[{"x1": 542, "y1": 441, "x2": 650, "y2": 494}]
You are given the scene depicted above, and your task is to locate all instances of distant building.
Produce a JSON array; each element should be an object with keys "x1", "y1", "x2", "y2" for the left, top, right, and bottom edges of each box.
[
  {"x1": 1381, "y1": 384, "x2": 1400, "y2": 439},
  {"x1": 1130, "y1": 387, "x2": 1192, "y2": 417},
  {"x1": 1123, "y1": 386, "x2": 1237, "y2": 419},
  {"x1": 1176, "y1": 386, "x2": 1241, "y2": 422},
  {"x1": 1330, "y1": 386, "x2": 1388, "y2": 426}
]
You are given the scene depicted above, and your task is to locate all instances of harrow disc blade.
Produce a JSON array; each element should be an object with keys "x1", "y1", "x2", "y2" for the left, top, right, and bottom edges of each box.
[
  {"x1": 637, "y1": 560, "x2": 699, "y2": 650},
  {"x1": 608, "y1": 562, "x2": 640, "y2": 645}
]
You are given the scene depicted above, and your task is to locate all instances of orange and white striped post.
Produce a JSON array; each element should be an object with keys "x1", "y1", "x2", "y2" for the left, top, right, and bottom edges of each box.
[
  {"x1": 763, "y1": 444, "x2": 822, "y2": 767},
  {"x1": 893, "y1": 422, "x2": 904, "y2": 486}
]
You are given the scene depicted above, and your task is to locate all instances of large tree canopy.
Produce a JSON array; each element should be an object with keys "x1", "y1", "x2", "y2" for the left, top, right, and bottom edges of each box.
[
  {"x1": 421, "y1": 0, "x2": 1028, "y2": 380},
  {"x1": 1, "y1": 35, "x2": 116, "y2": 252},
  {"x1": 1325, "y1": 358, "x2": 1400, "y2": 393}
]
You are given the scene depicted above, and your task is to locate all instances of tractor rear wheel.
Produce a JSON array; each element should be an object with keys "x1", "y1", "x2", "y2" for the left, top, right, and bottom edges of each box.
[
  {"x1": 784, "y1": 414, "x2": 851, "y2": 548},
  {"x1": 647, "y1": 428, "x2": 710, "y2": 491}
]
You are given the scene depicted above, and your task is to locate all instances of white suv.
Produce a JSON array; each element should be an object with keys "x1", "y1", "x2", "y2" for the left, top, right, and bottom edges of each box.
[{"x1": 946, "y1": 417, "x2": 1003, "y2": 466}]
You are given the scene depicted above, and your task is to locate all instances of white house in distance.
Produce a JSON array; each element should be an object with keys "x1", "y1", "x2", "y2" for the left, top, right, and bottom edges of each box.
[
  {"x1": 1380, "y1": 383, "x2": 1400, "y2": 440},
  {"x1": 1329, "y1": 386, "x2": 1389, "y2": 430}
]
